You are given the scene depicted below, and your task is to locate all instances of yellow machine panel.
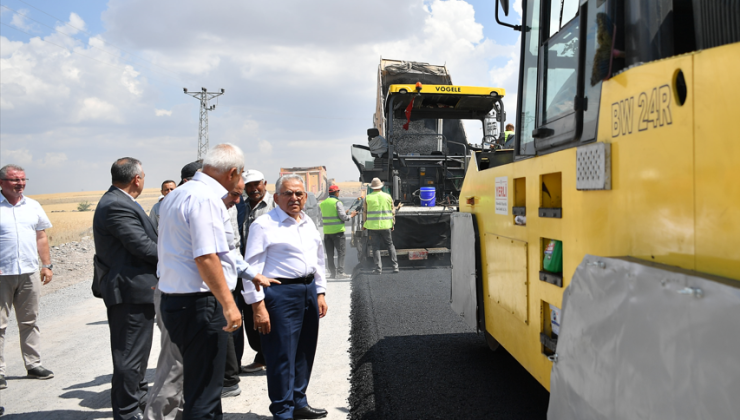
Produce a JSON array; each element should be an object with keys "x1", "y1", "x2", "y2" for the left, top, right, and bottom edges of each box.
[
  {"x1": 693, "y1": 43, "x2": 740, "y2": 280},
  {"x1": 388, "y1": 84, "x2": 505, "y2": 97},
  {"x1": 460, "y1": 44, "x2": 740, "y2": 390},
  {"x1": 483, "y1": 234, "x2": 529, "y2": 325}
]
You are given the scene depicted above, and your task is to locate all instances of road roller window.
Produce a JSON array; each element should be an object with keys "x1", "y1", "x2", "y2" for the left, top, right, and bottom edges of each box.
[
  {"x1": 516, "y1": 0, "x2": 542, "y2": 157},
  {"x1": 539, "y1": 18, "x2": 579, "y2": 125}
]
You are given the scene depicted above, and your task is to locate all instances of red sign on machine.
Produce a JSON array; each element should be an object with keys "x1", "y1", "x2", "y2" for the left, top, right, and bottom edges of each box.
[{"x1": 408, "y1": 250, "x2": 428, "y2": 260}]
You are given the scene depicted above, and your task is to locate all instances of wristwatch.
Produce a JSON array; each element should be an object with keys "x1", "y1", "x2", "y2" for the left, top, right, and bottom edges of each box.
[{"x1": 41, "y1": 264, "x2": 53, "y2": 270}]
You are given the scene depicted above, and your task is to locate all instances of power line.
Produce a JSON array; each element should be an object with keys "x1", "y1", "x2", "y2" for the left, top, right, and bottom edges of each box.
[
  {"x1": 0, "y1": 4, "x2": 184, "y2": 85},
  {"x1": 11, "y1": 0, "x2": 184, "y2": 80}
]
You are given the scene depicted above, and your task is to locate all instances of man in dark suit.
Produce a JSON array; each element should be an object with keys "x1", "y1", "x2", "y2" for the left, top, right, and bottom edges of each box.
[{"x1": 93, "y1": 157, "x2": 158, "y2": 420}]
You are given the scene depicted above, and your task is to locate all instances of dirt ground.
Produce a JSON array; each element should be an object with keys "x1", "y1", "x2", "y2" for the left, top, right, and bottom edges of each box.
[{"x1": 42, "y1": 236, "x2": 97, "y2": 297}]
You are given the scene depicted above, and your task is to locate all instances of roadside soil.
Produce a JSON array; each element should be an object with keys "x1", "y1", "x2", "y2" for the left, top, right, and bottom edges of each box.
[{"x1": 42, "y1": 236, "x2": 96, "y2": 297}]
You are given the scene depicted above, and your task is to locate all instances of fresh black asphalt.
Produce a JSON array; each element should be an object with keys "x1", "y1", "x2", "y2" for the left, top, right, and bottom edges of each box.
[{"x1": 348, "y1": 266, "x2": 550, "y2": 420}]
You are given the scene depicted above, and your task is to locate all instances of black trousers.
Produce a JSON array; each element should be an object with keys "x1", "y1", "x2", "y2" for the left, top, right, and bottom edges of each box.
[
  {"x1": 161, "y1": 293, "x2": 227, "y2": 420},
  {"x1": 233, "y1": 280, "x2": 265, "y2": 366},
  {"x1": 224, "y1": 333, "x2": 240, "y2": 387},
  {"x1": 107, "y1": 302, "x2": 155, "y2": 420},
  {"x1": 324, "y1": 231, "x2": 347, "y2": 275}
]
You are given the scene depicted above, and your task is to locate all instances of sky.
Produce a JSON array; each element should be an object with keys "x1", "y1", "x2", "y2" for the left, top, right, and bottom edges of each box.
[{"x1": 1, "y1": 0, "x2": 523, "y2": 195}]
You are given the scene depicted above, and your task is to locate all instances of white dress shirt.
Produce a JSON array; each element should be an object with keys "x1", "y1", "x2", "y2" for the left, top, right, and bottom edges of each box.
[
  {"x1": 0, "y1": 194, "x2": 52, "y2": 275},
  {"x1": 157, "y1": 171, "x2": 239, "y2": 293},
  {"x1": 242, "y1": 206, "x2": 326, "y2": 305},
  {"x1": 227, "y1": 205, "x2": 258, "y2": 280}
]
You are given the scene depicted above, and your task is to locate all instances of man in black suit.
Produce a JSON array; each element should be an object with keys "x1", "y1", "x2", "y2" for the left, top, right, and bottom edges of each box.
[{"x1": 93, "y1": 157, "x2": 158, "y2": 420}]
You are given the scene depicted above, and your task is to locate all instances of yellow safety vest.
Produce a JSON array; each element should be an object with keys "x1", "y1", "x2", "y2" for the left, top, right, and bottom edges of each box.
[
  {"x1": 364, "y1": 191, "x2": 393, "y2": 230},
  {"x1": 504, "y1": 130, "x2": 515, "y2": 141},
  {"x1": 320, "y1": 197, "x2": 345, "y2": 234}
]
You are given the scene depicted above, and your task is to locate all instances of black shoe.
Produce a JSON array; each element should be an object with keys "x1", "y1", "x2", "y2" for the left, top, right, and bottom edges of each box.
[
  {"x1": 0, "y1": 374, "x2": 6, "y2": 389},
  {"x1": 27, "y1": 366, "x2": 54, "y2": 379},
  {"x1": 293, "y1": 405, "x2": 328, "y2": 419}
]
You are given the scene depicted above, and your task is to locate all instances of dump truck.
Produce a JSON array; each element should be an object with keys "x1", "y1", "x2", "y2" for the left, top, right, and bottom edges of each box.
[
  {"x1": 279, "y1": 166, "x2": 328, "y2": 201},
  {"x1": 350, "y1": 59, "x2": 506, "y2": 266}
]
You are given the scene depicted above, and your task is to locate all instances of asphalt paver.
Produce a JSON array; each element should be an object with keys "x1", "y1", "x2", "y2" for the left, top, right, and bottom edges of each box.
[{"x1": 349, "y1": 266, "x2": 550, "y2": 419}]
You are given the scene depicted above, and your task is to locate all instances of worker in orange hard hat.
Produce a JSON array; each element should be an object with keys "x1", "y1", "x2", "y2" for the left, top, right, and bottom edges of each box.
[{"x1": 319, "y1": 185, "x2": 357, "y2": 279}]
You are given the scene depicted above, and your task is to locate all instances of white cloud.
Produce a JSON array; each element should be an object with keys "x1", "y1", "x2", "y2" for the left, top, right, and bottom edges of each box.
[
  {"x1": 0, "y1": 0, "x2": 521, "y2": 194},
  {"x1": 77, "y1": 97, "x2": 120, "y2": 122},
  {"x1": 66, "y1": 12, "x2": 87, "y2": 34},
  {"x1": 258, "y1": 140, "x2": 273, "y2": 155},
  {"x1": 10, "y1": 9, "x2": 34, "y2": 32},
  {"x1": 42, "y1": 152, "x2": 68, "y2": 166},
  {"x1": 1, "y1": 149, "x2": 33, "y2": 166}
]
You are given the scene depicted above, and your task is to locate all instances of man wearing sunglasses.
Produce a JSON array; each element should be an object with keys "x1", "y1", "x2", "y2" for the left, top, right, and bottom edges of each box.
[
  {"x1": 243, "y1": 174, "x2": 329, "y2": 420},
  {"x1": 0, "y1": 165, "x2": 55, "y2": 391}
]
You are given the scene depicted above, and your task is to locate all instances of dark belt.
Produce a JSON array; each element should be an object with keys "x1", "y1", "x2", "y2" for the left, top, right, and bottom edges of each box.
[
  {"x1": 163, "y1": 290, "x2": 232, "y2": 297},
  {"x1": 275, "y1": 273, "x2": 314, "y2": 285}
]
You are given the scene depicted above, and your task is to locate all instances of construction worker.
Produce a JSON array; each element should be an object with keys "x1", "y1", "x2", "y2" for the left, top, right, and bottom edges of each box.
[
  {"x1": 504, "y1": 123, "x2": 515, "y2": 142},
  {"x1": 320, "y1": 185, "x2": 357, "y2": 279},
  {"x1": 363, "y1": 178, "x2": 398, "y2": 274}
]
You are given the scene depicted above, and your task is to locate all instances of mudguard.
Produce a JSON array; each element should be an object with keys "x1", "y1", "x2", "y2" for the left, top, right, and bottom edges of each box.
[{"x1": 549, "y1": 255, "x2": 740, "y2": 420}]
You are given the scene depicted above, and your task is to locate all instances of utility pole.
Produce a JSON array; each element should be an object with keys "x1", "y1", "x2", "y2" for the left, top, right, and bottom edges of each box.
[{"x1": 184, "y1": 87, "x2": 225, "y2": 159}]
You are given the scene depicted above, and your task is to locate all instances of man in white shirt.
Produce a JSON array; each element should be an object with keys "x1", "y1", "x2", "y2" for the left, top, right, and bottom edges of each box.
[
  {"x1": 144, "y1": 161, "x2": 201, "y2": 420},
  {"x1": 244, "y1": 173, "x2": 329, "y2": 420},
  {"x1": 157, "y1": 144, "x2": 273, "y2": 419},
  {"x1": 0, "y1": 164, "x2": 55, "y2": 391}
]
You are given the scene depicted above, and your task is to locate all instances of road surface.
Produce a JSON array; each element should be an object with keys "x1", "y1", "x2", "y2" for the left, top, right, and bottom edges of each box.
[
  {"x1": 2, "y1": 226, "x2": 549, "y2": 419},
  {"x1": 348, "y1": 261, "x2": 550, "y2": 419}
]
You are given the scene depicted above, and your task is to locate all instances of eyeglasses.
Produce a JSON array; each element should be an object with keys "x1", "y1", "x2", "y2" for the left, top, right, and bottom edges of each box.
[
  {"x1": 1, "y1": 178, "x2": 28, "y2": 183},
  {"x1": 280, "y1": 190, "x2": 305, "y2": 198}
]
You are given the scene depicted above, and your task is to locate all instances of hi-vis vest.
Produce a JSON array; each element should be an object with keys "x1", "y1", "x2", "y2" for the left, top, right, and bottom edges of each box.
[
  {"x1": 504, "y1": 130, "x2": 515, "y2": 141},
  {"x1": 363, "y1": 191, "x2": 393, "y2": 230},
  {"x1": 320, "y1": 197, "x2": 344, "y2": 234}
]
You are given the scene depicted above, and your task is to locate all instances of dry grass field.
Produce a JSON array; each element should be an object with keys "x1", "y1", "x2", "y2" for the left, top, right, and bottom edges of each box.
[
  {"x1": 30, "y1": 188, "x2": 162, "y2": 246},
  {"x1": 30, "y1": 181, "x2": 362, "y2": 246}
]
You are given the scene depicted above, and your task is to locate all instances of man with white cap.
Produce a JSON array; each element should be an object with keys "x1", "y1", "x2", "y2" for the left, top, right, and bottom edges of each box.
[
  {"x1": 363, "y1": 178, "x2": 398, "y2": 274},
  {"x1": 234, "y1": 169, "x2": 275, "y2": 373}
]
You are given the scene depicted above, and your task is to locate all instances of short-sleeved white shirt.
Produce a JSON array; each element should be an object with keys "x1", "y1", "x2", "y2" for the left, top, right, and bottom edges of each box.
[
  {"x1": 242, "y1": 206, "x2": 326, "y2": 305},
  {"x1": 0, "y1": 193, "x2": 52, "y2": 275},
  {"x1": 156, "y1": 171, "x2": 238, "y2": 293}
]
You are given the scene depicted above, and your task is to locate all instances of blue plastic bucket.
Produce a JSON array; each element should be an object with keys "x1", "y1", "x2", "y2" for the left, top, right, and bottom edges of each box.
[{"x1": 420, "y1": 187, "x2": 436, "y2": 207}]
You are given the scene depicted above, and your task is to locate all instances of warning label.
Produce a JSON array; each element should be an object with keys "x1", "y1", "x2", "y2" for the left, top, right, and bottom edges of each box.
[{"x1": 495, "y1": 176, "x2": 508, "y2": 215}]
